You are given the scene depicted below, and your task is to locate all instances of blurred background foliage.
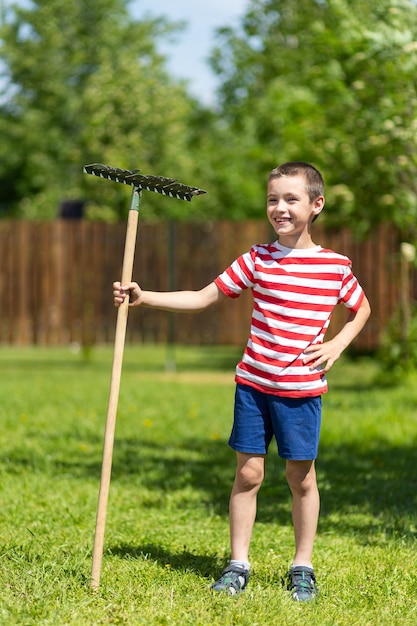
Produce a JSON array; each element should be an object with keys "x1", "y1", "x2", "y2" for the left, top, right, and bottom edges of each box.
[{"x1": 0, "y1": 0, "x2": 416, "y2": 238}]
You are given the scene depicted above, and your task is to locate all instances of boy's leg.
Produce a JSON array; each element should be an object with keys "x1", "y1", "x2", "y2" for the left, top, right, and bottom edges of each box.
[
  {"x1": 211, "y1": 452, "x2": 264, "y2": 593},
  {"x1": 285, "y1": 459, "x2": 319, "y2": 567},
  {"x1": 230, "y1": 452, "x2": 265, "y2": 562}
]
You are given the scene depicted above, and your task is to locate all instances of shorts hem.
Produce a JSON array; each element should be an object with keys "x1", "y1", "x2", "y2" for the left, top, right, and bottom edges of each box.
[
  {"x1": 229, "y1": 442, "x2": 267, "y2": 455},
  {"x1": 280, "y1": 453, "x2": 318, "y2": 461},
  {"x1": 230, "y1": 441, "x2": 318, "y2": 461}
]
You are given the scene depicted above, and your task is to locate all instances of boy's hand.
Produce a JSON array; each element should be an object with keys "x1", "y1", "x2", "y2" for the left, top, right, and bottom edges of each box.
[
  {"x1": 113, "y1": 281, "x2": 142, "y2": 307},
  {"x1": 303, "y1": 297, "x2": 371, "y2": 373},
  {"x1": 303, "y1": 339, "x2": 343, "y2": 373}
]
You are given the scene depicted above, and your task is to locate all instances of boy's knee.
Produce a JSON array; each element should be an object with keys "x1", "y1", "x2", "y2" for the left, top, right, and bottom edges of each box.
[
  {"x1": 286, "y1": 461, "x2": 316, "y2": 495},
  {"x1": 235, "y1": 457, "x2": 264, "y2": 491}
]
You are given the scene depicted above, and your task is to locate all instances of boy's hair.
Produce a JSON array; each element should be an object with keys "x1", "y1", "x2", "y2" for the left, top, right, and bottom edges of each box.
[{"x1": 268, "y1": 162, "x2": 324, "y2": 203}]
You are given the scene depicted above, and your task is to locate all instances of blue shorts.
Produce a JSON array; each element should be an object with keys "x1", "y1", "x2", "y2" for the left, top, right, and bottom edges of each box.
[{"x1": 229, "y1": 384, "x2": 322, "y2": 460}]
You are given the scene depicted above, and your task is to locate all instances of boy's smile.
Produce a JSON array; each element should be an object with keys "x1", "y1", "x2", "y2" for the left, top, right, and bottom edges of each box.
[{"x1": 266, "y1": 175, "x2": 324, "y2": 248}]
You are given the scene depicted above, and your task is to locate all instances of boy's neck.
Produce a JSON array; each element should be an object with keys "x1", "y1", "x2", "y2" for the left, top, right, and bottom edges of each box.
[{"x1": 278, "y1": 233, "x2": 318, "y2": 249}]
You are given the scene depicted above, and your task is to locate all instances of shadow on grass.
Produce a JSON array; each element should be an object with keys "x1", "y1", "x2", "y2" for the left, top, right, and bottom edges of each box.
[
  {"x1": 317, "y1": 440, "x2": 417, "y2": 542},
  {"x1": 5, "y1": 433, "x2": 417, "y2": 544},
  {"x1": 111, "y1": 436, "x2": 417, "y2": 539},
  {"x1": 99, "y1": 436, "x2": 417, "y2": 570},
  {"x1": 109, "y1": 543, "x2": 220, "y2": 578}
]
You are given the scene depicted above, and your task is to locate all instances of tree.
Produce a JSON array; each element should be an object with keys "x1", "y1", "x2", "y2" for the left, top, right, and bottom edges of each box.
[
  {"x1": 0, "y1": 0, "x2": 206, "y2": 219},
  {"x1": 207, "y1": 0, "x2": 417, "y2": 236}
]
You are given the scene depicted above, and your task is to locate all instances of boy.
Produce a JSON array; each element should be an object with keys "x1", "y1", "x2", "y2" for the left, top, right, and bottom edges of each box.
[{"x1": 113, "y1": 162, "x2": 370, "y2": 601}]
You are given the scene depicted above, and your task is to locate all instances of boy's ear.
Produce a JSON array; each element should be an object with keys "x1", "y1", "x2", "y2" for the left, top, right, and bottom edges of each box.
[{"x1": 312, "y1": 195, "x2": 325, "y2": 218}]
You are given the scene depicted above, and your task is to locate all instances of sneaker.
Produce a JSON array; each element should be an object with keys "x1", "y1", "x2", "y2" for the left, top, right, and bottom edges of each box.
[
  {"x1": 211, "y1": 564, "x2": 250, "y2": 595},
  {"x1": 287, "y1": 565, "x2": 318, "y2": 602}
]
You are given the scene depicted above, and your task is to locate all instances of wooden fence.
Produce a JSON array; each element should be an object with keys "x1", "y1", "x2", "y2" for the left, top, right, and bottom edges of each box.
[{"x1": 0, "y1": 220, "x2": 408, "y2": 351}]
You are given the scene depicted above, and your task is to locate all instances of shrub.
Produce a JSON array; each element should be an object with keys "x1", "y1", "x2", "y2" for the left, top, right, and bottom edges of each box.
[{"x1": 377, "y1": 303, "x2": 417, "y2": 378}]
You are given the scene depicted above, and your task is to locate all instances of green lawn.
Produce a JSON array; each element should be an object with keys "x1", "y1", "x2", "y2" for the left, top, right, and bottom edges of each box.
[{"x1": 1, "y1": 345, "x2": 417, "y2": 625}]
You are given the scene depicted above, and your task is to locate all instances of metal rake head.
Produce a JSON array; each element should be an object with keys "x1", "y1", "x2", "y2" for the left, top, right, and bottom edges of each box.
[{"x1": 83, "y1": 163, "x2": 207, "y2": 202}]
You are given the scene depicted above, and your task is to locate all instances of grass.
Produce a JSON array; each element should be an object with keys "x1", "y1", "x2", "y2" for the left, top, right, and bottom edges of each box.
[{"x1": 1, "y1": 344, "x2": 417, "y2": 625}]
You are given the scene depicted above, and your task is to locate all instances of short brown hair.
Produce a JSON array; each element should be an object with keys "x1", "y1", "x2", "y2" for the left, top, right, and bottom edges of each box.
[{"x1": 268, "y1": 162, "x2": 324, "y2": 203}]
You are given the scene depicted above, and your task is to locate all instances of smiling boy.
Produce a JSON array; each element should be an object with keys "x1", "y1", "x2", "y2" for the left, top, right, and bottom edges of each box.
[{"x1": 113, "y1": 161, "x2": 370, "y2": 601}]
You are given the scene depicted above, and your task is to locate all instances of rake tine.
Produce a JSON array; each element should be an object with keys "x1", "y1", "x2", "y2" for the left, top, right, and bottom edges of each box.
[{"x1": 84, "y1": 163, "x2": 207, "y2": 201}]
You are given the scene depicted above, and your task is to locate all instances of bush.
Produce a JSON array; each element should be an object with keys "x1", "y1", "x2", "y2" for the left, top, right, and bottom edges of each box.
[{"x1": 377, "y1": 303, "x2": 417, "y2": 378}]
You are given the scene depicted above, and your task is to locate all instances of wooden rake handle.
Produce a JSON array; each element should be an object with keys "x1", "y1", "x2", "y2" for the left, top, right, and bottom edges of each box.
[{"x1": 91, "y1": 189, "x2": 140, "y2": 590}]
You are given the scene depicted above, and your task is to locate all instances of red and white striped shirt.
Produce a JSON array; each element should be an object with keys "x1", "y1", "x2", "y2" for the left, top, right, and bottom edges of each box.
[{"x1": 215, "y1": 242, "x2": 365, "y2": 398}]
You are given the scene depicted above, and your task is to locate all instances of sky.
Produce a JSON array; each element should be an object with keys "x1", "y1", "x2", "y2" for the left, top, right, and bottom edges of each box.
[{"x1": 130, "y1": 0, "x2": 249, "y2": 104}]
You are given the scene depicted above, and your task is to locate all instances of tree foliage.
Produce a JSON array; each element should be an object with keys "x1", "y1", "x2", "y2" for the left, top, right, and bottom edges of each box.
[
  {"x1": 0, "y1": 0, "x2": 206, "y2": 219},
  {"x1": 0, "y1": 0, "x2": 417, "y2": 230},
  {"x1": 208, "y1": 0, "x2": 417, "y2": 235}
]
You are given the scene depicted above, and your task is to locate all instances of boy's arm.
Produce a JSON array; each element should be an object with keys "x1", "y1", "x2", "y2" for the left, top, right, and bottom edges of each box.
[
  {"x1": 303, "y1": 295, "x2": 371, "y2": 373},
  {"x1": 113, "y1": 280, "x2": 225, "y2": 312}
]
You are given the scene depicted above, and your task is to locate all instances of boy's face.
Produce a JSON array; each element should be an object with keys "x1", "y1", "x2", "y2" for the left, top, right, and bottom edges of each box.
[{"x1": 266, "y1": 174, "x2": 324, "y2": 247}]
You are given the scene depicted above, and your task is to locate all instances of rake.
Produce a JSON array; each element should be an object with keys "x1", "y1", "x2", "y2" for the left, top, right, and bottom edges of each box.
[{"x1": 83, "y1": 163, "x2": 206, "y2": 590}]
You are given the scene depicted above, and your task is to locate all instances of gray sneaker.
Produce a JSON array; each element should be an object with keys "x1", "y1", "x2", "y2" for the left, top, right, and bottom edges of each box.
[
  {"x1": 211, "y1": 564, "x2": 250, "y2": 595},
  {"x1": 288, "y1": 566, "x2": 319, "y2": 602}
]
